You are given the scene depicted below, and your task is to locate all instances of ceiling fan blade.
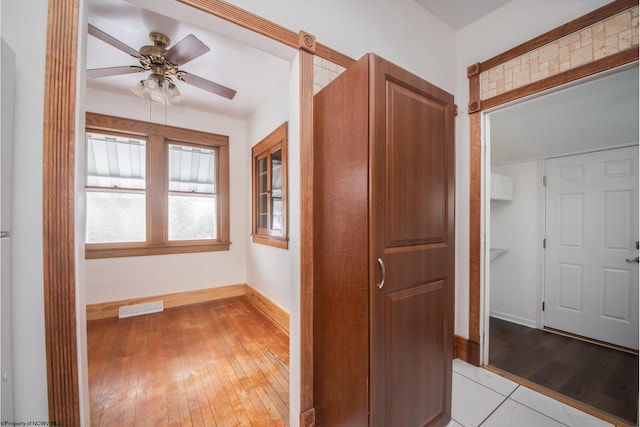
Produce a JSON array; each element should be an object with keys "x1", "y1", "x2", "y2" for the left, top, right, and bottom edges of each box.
[
  {"x1": 87, "y1": 66, "x2": 141, "y2": 79},
  {"x1": 181, "y1": 73, "x2": 237, "y2": 100},
  {"x1": 165, "y1": 34, "x2": 210, "y2": 66},
  {"x1": 88, "y1": 24, "x2": 140, "y2": 58}
]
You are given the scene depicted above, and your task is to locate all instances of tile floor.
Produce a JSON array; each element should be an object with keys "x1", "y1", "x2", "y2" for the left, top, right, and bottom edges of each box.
[{"x1": 449, "y1": 359, "x2": 616, "y2": 427}]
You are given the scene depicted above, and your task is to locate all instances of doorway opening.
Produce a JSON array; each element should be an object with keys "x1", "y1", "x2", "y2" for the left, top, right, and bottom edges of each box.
[
  {"x1": 83, "y1": 0, "x2": 297, "y2": 424},
  {"x1": 483, "y1": 64, "x2": 639, "y2": 425}
]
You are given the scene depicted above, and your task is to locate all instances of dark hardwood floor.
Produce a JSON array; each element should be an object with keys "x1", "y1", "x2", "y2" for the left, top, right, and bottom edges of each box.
[
  {"x1": 489, "y1": 316, "x2": 638, "y2": 425},
  {"x1": 87, "y1": 296, "x2": 289, "y2": 426}
]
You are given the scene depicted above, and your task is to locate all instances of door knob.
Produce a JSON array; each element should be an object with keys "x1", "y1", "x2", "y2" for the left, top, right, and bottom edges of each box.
[{"x1": 625, "y1": 256, "x2": 639, "y2": 264}]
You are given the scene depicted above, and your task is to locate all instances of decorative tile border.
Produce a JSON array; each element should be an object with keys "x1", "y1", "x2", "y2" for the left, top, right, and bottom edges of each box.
[
  {"x1": 480, "y1": 6, "x2": 638, "y2": 100},
  {"x1": 314, "y1": 56, "x2": 346, "y2": 94}
]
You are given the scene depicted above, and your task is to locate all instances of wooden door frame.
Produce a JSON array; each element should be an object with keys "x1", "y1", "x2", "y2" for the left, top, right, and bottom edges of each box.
[
  {"x1": 43, "y1": 0, "x2": 354, "y2": 424},
  {"x1": 466, "y1": 0, "x2": 639, "y2": 366}
]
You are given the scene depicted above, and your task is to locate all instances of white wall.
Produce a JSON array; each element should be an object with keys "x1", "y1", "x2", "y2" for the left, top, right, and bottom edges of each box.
[
  {"x1": 225, "y1": 0, "x2": 457, "y2": 94},
  {"x1": 0, "y1": 0, "x2": 49, "y2": 421},
  {"x1": 83, "y1": 88, "x2": 250, "y2": 303},
  {"x1": 489, "y1": 161, "x2": 541, "y2": 327},
  {"x1": 246, "y1": 77, "x2": 292, "y2": 313},
  {"x1": 455, "y1": 0, "x2": 612, "y2": 339}
]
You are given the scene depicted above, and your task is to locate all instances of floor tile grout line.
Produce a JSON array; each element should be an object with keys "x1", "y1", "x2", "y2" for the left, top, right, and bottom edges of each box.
[
  {"x1": 454, "y1": 367, "x2": 616, "y2": 427},
  {"x1": 453, "y1": 368, "x2": 519, "y2": 398},
  {"x1": 477, "y1": 394, "x2": 511, "y2": 426},
  {"x1": 453, "y1": 371, "x2": 514, "y2": 427},
  {"x1": 506, "y1": 397, "x2": 575, "y2": 427},
  {"x1": 469, "y1": 379, "x2": 574, "y2": 427},
  {"x1": 477, "y1": 384, "x2": 521, "y2": 426},
  {"x1": 505, "y1": 384, "x2": 612, "y2": 427}
]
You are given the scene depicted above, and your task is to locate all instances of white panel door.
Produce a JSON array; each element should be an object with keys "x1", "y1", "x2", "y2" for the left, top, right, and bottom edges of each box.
[{"x1": 545, "y1": 146, "x2": 639, "y2": 350}]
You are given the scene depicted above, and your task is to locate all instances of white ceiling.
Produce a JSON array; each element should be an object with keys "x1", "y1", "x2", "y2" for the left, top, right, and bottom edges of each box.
[
  {"x1": 489, "y1": 64, "x2": 639, "y2": 165},
  {"x1": 86, "y1": 0, "x2": 294, "y2": 118},
  {"x1": 413, "y1": 0, "x2": 513, "y2": 30}
]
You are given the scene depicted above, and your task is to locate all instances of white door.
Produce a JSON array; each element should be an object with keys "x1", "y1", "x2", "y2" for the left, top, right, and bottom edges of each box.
[{"x1": 544, "y1": 146, "x2": 639, "y2": 350}]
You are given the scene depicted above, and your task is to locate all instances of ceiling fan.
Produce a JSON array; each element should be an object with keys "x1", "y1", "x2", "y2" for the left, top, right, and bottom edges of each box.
[{"x1": 87, "y1": 24, "x2": 237, "y2": 105}]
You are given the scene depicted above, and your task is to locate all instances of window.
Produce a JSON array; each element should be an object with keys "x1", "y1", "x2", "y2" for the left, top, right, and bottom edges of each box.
[
  {"x1": 252, "y1": 122, "x2": 288, "y2": 248},
  {"x1": 86, "y1": 132, "x2": 147, "y2": 244},
  {"x1": 85, "y1": 112, "x2": 230, "y2": 258},
  {"x1": 168, "y1": 143, "x2": 217, "y2": 241}
]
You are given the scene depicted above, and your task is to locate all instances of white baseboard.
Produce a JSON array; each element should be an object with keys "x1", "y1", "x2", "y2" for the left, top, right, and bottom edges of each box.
[{"x1": 490, "y1": 311, "x2": 537, "y2": 329}]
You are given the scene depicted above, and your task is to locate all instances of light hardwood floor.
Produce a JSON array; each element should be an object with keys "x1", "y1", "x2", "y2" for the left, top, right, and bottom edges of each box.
[{"x1": 87, "y1": 296, "x2": 290, "y2": 426}]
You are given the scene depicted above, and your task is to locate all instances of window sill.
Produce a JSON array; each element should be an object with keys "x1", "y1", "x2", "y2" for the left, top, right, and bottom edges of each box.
[
  {"x1": 85, "y1": 241, "x2": 231, "y2": 259},
  {"x1": 252, "y1": 234, "x2": 288, "y2": 249}
]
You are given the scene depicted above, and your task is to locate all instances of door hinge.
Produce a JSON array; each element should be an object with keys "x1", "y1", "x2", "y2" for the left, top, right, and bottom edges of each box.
[
  {"x1": 543, "y1": 175, "x2": 547, "y2": 186},
  {"x1": 543, "y1": 238, "x2": 546, "y2": 249},
  {"x1": 542, "y1": 301, "x2": 545, "y2": 311}
]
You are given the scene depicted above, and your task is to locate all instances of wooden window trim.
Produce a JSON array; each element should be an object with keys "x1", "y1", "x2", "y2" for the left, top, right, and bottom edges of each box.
[
  {"x1": 84, "y1": 112, "x2": 230, "y2": 259},
  {"x1": 251, "y1": 122, "x2": 289, "y2": 249}
]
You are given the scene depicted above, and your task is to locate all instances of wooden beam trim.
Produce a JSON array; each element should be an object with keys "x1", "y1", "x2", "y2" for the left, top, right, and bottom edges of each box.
[
  {"x1": 481, "y1": 48, "x2": 639, "y2": 111},
  {"x1": 177, "y1": 0, "x2": 355, "y2": 69},
  {"x1": 177, "y1": 0, "x2": 299, "y2": 48},
  {"x1": 468, "y1": 111, "x2": 482, "y2": 351},
  {"x1": 300, "y1": 407, "x2": 316, "y2": 427},
  {"x1": 43, "y1": 0, "x2": 81, "y2": 423},
  {"x1": 480, "y1": 0, "x2": 638, "y2": 71},
  {"x1": 299, "y1": 48, "x2": 316, "y2": 425},
  {"x1": 315, "y1": 43, "x2": 356, "y2": 69},
  {"x1": 467, "y1": 68, "x2": 481, "y2": 113}
]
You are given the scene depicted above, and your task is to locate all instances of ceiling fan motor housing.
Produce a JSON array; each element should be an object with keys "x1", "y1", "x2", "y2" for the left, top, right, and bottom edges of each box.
[
  {"x1": 140, "y1": 32, "x2": 170, "y2": 58},
  {"x1": 138, "y1": 32, "x2": 181, "y2": 80}
]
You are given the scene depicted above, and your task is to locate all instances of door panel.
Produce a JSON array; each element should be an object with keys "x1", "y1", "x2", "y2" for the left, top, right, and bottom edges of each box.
[
  {"x1": 385, "y1": 280, "x2": 445, "y2": 425},
  {"x1": 370, "y1": 55, "x2": 455, "y2": 427},
  {"x1": 601, "y1": 267, "x2": 632, "y2": 321},
  {"x1": 385, "y1": 81, "x2": 446, "y2": 247},
  {"x1": 545, "y1": 146, "x2": 639, "y2": 350},
  {"x1": 557, "y1": 263, "x2": 583, "y2": 311},
  {"x1": 559, "y1": 193, "x2": 583, "y2": 247}
]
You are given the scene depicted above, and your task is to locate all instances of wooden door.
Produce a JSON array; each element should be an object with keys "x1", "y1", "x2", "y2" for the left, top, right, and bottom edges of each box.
[{"x1": 369, "y1": 55, "x2": 455, "y2": 427}]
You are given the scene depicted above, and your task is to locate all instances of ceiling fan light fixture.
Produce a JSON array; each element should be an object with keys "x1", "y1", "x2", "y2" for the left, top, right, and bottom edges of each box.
[
  {"x1": 168, "y1": 82, "x2": 183, "y2": 105},
  {"x1": 148, "y1": 84, "x2": 167, "y2": 105},
  {"x1": 145, "y1": 74, "x2": 160, "y2": 90},
  {"x1": 131, "y1": 80, "x2": 146, "y2": 98}
]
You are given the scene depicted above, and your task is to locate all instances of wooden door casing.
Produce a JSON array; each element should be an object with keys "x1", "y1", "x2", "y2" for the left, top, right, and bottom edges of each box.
[{"x1": 370, "y1": 55, "x2": 455, "y2": 427}]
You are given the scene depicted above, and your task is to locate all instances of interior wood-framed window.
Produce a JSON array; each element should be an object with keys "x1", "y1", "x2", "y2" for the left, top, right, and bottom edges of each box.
[
  {"x1": 85, "y1": 112, "x2": 230, "y2": 259},
  {"x1": 252, "y1": 122, "x2": 288, "y2": 249}
]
